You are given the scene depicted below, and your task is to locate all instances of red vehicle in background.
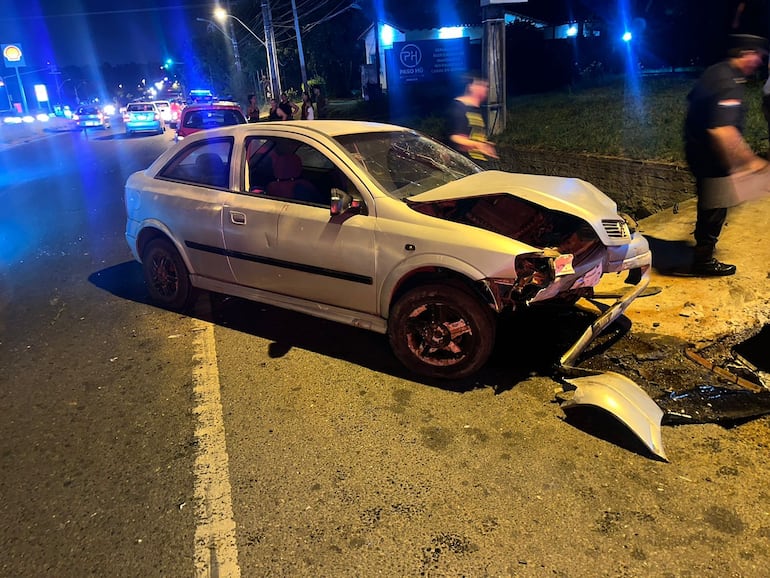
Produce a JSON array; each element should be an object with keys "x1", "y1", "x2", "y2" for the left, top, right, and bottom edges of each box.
[{"x1": 175, "y1": 101, "x2": 246, "y2": 141}]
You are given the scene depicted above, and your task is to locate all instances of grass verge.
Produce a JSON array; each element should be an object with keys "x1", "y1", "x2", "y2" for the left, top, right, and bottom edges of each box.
[{"x1": 329, "y1": 73, "x2": 770, "y2": 164}]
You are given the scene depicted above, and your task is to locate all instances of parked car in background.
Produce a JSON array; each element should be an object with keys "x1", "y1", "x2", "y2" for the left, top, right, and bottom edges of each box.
[
  {"x1": 175, "y1": 101, "x2": 246, "y2": 141},
  {"x1": 125, "y1": 120, "x2": 651, "y2": 380},
  {"x1": 72, "y1": 105, "x2": 110, "y2": 130},
  {"x1": 123, "y1": 102, "x2": 165, "y2": 136},
  {"x1": 153, "y1": 100, "x2": 172, "y2": 125}
]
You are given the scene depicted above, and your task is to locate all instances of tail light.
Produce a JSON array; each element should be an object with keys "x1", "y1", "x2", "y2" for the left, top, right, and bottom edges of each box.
[
  {"x1": 154, "y1": 113, "x2": 160, "y2": 120},
  {"x1": 72, "y1": 114, "x2": 80, "y2": 121}
]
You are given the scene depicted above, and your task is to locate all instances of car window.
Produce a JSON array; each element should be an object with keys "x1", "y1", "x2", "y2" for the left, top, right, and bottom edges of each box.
[
  {"x1": 158, "y1": 138, "x2": 233, "y2": 189},
  {"x1": 243, "y1": 136, "x2": 349, "y2": 206},
  {"x1": 185, "y1": 107, "x2": 245, "y2": 130},
  {"x1": 128, "y1": 103, "x2": 155, "y2": 112}
]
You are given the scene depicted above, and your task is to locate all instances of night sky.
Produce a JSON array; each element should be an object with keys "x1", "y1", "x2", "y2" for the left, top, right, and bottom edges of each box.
[
  {"x1": 1, "y1": 1, "x2": 759, "y2": 70},
  {"x1": 0, "y1": 0, "x2": 208, "y2": 68}
]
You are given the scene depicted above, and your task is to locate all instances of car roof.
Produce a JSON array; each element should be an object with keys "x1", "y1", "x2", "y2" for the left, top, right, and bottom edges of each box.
[
  {"x1": 182, "y1": 101, "x2": 242, "y2": 112},
  {"x1": 174, "y1": 119, "x2": 412, "y2": 140}
]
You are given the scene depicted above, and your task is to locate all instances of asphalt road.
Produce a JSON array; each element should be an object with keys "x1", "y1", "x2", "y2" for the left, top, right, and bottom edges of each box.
[{"x1": 1, "y1": 122, "x2": 769, "y2": 577}]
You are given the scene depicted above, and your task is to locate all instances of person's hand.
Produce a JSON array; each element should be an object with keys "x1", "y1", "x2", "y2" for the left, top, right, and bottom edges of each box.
[
  {"x1": 479, "y1": 142, "x2": 499, "y2": 159},
  {"x1": 746, "y1": 156, "x2": 770, "y2": 173}
]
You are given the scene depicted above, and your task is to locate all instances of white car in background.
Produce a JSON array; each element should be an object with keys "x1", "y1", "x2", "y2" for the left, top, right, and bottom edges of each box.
[{"x1": 152, "y1": 100, "x2": 172, "y2": 124}]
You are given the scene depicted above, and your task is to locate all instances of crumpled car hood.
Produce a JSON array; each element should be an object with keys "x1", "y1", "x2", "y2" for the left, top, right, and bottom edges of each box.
[
  {"x1": 406, "y1": 172, "x2": 608, "y2": 258},
  {"x1": 407, "y1": 170, "x2": 620, "y2": 221}
]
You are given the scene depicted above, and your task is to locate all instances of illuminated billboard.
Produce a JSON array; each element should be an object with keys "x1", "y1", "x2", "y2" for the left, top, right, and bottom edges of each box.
[{"x1": 385, "y1": 38, "x2": 470, "y2": 86}]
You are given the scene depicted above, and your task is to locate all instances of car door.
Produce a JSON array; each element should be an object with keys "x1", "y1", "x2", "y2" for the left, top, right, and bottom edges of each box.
[
  {"x1": 223, "y1": 136, "x2": 378, "y2": 313},
  {"x1": 153, "y1": 137, "x2": 235, "y2": 282}
]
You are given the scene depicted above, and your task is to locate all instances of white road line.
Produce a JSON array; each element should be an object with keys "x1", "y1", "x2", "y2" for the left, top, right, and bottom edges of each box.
[{"x1": 191, "y1": 319, "x2": 241, "y2": 578}]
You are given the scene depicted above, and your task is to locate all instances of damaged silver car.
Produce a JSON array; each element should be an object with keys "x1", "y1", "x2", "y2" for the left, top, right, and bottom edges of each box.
[{"x1": 125, "y1": 121, "x2": 664, "y2": 458}]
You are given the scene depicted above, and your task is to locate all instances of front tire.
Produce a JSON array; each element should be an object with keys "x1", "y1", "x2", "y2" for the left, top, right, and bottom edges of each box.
[
  {"x1": 388, "y1": 282, "x2": 496, "y2": 379},
  {"x1": 142, "y1": 238, "x2": 195, "y2": 311}
]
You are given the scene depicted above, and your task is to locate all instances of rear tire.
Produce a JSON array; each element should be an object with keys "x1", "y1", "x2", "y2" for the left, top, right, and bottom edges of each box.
[
  {"x1": 388, "y1": 282, "x2": 496, "y2": 379},
  {"x1": 142, "y1": 238, "x2": 195, "y2": 311}
]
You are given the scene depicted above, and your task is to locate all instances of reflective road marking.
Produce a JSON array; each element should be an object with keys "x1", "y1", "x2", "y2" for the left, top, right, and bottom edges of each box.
[{"x1": 191, "y1": 320, "x2": 241, "y2": 577}]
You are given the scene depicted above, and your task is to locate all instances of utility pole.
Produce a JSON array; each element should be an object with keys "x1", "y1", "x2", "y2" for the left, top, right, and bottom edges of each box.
[
  {"x1": 481, "y1": 1, "x2": 507, "y2": 136},
  {"x1": 290, "y1": 0, "x2": 309, "y2": 95},
  {"x1": 262, "y1": 0, "x2": 282, "y2": 99}
]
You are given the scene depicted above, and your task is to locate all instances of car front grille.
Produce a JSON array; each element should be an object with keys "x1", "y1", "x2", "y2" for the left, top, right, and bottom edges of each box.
[{"x1": 601, "y1": 219, "x2": 631, "y2": 239}]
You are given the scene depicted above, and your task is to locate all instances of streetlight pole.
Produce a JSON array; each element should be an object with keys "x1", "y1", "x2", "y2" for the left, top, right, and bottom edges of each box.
[
  {"x1": 290, "y1": 0, "x2": 308, "y2": 96},
  {"x1": 261, "y1": 0, "x2": 282, "y2": 99}
]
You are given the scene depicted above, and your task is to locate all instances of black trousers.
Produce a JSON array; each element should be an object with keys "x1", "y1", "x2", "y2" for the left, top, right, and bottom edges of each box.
[{"x1": 693, "y1": 201, "x2": 728, "y2": 264}]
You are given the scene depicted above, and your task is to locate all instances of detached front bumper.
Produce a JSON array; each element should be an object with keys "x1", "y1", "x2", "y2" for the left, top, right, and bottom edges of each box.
[{"x1": 555, "y1": 265, "x2": 667, "y2": 460}]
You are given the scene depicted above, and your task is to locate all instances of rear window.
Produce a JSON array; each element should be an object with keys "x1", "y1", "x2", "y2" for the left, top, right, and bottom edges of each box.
[
  {"x1": 158, "y1": 138, "x2": 234, "y2": 189},
  {"x1": 182, "y1": 108, "x2": 246, "y2": 129},
  {"x1": 128, "y1": 103, "x2": 155, "y2": 112},
  {"x1": 77, "y1": 107, "x2": 100, "y2": 115}
]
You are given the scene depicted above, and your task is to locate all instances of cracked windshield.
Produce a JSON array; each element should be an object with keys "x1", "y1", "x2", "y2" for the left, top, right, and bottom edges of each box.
[{"x1": 336, "y1": 130, "x2": 481, "y2": 197}]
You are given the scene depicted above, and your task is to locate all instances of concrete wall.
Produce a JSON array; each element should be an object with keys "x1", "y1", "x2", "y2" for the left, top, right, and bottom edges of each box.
[{"x1": 498, "y1": 146, "x2": 696, "y2": 218}]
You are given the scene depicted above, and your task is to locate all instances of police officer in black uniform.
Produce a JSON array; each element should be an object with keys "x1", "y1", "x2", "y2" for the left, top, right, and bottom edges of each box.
[{"x1": 684, "y1": 34, "x2": 770, "y2": 276}]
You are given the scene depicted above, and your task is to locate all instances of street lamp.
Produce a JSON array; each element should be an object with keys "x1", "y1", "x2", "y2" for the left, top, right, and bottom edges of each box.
[
  {"x1": 214, "y1": 8, "x2": 266, "y2": 49},
  {"x1": 214, "y1": 7, "x2": 281, "y2": 98}
]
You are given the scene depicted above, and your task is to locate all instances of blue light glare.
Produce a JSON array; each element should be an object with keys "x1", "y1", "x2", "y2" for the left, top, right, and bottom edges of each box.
[
  {"x1": 567, "y1": 25, "x2": 578, "y2": 38},
  {"x1": 380, "y1": 24, "x2": 394, "y2": 48},
  {"x1": 439, "y1": 27, "x2": 463, "y2": 39},
  {"x1": 622, "y1": 31, "x2": 632, "y2": 42}
]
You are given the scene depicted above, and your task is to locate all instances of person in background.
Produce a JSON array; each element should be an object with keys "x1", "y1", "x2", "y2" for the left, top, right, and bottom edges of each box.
[
  {"x1": 684, "y1": 34, "x2": 770, "y2": 276},
  {"x1": 448, "y1": 72, "x2": 498, "y2": 166},
  {"x1": 246, "y1": 94, "x2": 259, "y2": 122},
  {"x1": 267, "y1": 98, "x2": 287, "y2": 121},
  {"x1": 279, "y1": 93, "x2": 299, "y2": 120},
  {"x1": 312, "y1": 86, "x2": 326, "y2": 119},
  {"x1": 300, "y1": 92, "x2": 315, "y2": 120}
]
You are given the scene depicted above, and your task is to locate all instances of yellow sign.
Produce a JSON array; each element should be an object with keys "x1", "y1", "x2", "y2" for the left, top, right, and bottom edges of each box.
[
  {"x1": 2, "y1": 44, "x2": 25, "y2": 67},
  {"x1": 3, "y1": 45, "x2": 22, "y2": 62}
]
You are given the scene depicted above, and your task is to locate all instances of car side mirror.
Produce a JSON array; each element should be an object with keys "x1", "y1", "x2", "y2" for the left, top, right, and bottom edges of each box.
[{"x1": 330, "y1": 188, "x2": 363, "y2": 216}]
